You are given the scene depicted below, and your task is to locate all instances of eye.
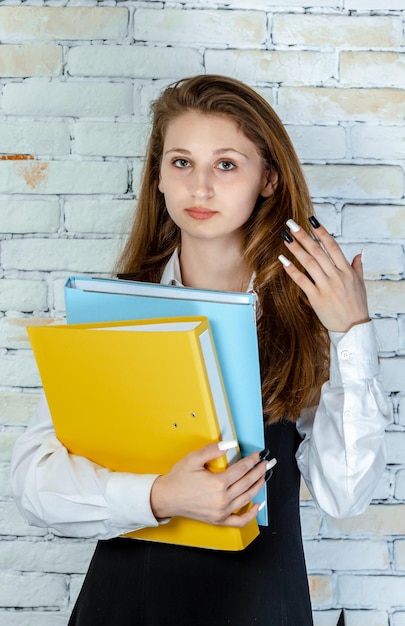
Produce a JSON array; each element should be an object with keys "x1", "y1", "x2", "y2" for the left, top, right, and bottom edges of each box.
[
  {"x1": 172, "y1": 158, "x2": 191, "y2": 168},
  {"x1": 217, "y1": 160, "x2": 236, "y2": 171}
]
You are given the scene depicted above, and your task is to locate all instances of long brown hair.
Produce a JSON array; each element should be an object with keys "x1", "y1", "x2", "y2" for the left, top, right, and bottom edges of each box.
[{"x1": 116, "y1": 74, "x2": 329, "y2": 423}]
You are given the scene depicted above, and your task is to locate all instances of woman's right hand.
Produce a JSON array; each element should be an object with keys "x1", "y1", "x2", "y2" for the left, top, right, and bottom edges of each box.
[{"x1": 150, "y1": 443, "x2": 273, "y2": 528}]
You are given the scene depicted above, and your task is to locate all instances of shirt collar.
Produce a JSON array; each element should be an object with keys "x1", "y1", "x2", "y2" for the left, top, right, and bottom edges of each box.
[
  {"x1": 160, "y1": 249, "x2": 183, "y2": 286},
  {"x1": 160, "y1": 249, "x2": 256, "y2": 294}
]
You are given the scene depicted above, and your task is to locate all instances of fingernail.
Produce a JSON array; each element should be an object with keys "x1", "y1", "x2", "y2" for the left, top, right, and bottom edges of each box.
[
  {"x1": 259, "y1": 448, "x2": 270, "y2": 461},
  {"x1": 278, "y1": 254, "x2": 291, "y2": 267},
  {"x1": 361, "y1": 248, "x2": 365, "y2": 264},
  {"x1": 309, "y1": 215, "x2": 320, "y2": 228},
  {"x1": 258, "y1": 501, "x2": 267, "y2": 511},
  {"x1": 286, "y1": 218, "x2": 300, "y2": 233},
  {"x1": 281, "y1": 229, "x2": 293, "y2": 244},
  {"x1": 218, "y1": 439, "x2": 238, "y2": 451},
  {"x1": 265, "y1": 458, "x2": 277, "y2": 482}
]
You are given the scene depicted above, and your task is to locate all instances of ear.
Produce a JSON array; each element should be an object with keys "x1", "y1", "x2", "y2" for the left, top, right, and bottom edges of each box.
[
  {"x1": 260, "y1": 168, "x2": 278, "y2": 198},
  {"x1": 158, "y1": 174, "x2": 164, "y2": 193}
]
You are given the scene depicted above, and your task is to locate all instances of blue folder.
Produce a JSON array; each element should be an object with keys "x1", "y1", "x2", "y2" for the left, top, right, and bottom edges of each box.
[{"x1": 64, "y1": 276, "x2": 267, "y2": 526}]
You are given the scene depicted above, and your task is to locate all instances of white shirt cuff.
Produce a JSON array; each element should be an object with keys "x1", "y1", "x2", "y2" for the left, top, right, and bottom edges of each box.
[
  {"x1": 105, "y1": 472, "x2": 160, "y2": 531},
  {"x1": 329, "y1": 321, "x2": 379, "y2": 386}
]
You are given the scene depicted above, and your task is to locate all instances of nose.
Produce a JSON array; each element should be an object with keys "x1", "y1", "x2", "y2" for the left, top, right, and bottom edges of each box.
[{"x1": 189, "y1": 166, "x2": 214, "y2": 200}]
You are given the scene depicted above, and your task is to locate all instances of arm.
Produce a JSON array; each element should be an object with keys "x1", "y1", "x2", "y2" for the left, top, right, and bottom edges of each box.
[
  {"x1": 296, "y1": 321, "x2": 391, "y2": 518},
  {"x1": 11, "y1": 394, "x2": 269, "y2": 538},
  {"x1": 10, "y1": 393, "x2": 161, "y2": 539},
  {"x1": 279, "y1": 217, "x2": 391, "y2": 518}
]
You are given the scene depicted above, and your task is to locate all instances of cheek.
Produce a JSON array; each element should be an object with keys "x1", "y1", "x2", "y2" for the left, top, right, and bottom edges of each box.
[
  {"x1": 239, "y1": 184, "x2": 262, "y2": 210},
  {"x1": 158, "y1": 168, "x2": 181, "y2": 194},
  {"x1": 246, "y1": 178, "x2": 266, "y2": 207},
  {"x1": 164, "y1": 206, "x2": 182, "y2": 229}
]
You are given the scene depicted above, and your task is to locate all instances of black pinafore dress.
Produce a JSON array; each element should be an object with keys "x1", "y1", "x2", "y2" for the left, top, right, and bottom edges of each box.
[{"x1": 68, "y1": 420, "x2": 313, "y2": 626}]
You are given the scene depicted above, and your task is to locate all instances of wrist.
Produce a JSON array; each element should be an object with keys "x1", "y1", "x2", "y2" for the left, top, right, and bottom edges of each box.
[
  {"x1": 335, "y1": 317, "x2": 371, "y2": 333},
  {"x1": 150, "y1": 474, "x2": 174, "y2": 521}
]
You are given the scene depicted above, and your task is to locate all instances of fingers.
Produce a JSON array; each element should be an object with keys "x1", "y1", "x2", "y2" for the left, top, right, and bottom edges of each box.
[
  {"x1": 305, "y1": 217, "x2": 350, "y2": 271},
  {"x1": 186, "y1": 441, "x2": 267, "y2": 487},
  {"x1": 200, "y1": 444, "x2": 270, "y2": 490},
  {"x1": 216, "y1": 500, "x2": 266, "y2": 529},
  {"x1": 352, "y1": 251, "x2": 365, "y2": 279},
  {"x1": 213, "y1": 456, "x2": 276, "y2": 525},
  {"x1": 194, "y1": 439, "x2": 239, "y2": 462},
  {"x1": 152, "y1": 441, "x2": 277, "y2": 527},
  {"x1": 206, "y1": 457, "x2": 274, "y2": 527},
  {"x1": 278, "y1": 216, "x2": 370, "y2": 332},
  {"x1": 281, "y1": 218, "x2": 349, "y2": 277},
  {"x1": 278, "y1": 215, "x2": 356, "y2": 284}
]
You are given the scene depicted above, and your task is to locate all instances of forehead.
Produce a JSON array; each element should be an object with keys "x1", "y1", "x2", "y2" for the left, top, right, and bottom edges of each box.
[{"x1": 163, "y1": 111, "x2": 255, "y2": 149}]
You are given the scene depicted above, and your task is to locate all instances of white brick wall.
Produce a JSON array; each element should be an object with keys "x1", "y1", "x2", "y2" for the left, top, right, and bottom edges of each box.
[{"x1": 0, "y1": 2, "x2": 403, "y2": 625}]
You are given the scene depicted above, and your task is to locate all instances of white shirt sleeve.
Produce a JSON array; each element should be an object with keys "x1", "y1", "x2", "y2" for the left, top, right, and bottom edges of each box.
[
  {"x1": 11, "y1": 318, "x2": 391, "y2": 535},
  {"x1": 296, "y1": 321, "x2": 392, "y2": 519},
  {"x1": 10, "y1": 393, "x2": 162, "y2": 539}
]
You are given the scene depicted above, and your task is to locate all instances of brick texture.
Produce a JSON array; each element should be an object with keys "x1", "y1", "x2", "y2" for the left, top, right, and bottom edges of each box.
[{"x1": 0, "y1": 2, "x2": 403, "y2": 624}]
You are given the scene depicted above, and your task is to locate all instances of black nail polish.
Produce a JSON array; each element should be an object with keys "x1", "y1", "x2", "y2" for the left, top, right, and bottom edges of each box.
[
  {"x1": 265, "y1": 469, "x2": 273, "y2": 482},
  {"x1": 259, "y1": 448, "x2": 270, "y2": 461},
  {"x1": 281, "y1": 229, "x2": 293, "y2": 244},
  {"x1": 252, "y1": 448, "x2": 271, "y2": 470},
  {"x1": 309, "y1": 216, "x2": 321, "y2": 229}
]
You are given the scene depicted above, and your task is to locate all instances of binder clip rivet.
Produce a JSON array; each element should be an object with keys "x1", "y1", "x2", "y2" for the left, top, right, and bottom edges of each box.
[
  {"x1": 173, "y1": 423, "x2": 178, "y2": 428},
  {"x1": 191, "y1": 412, "x2": 196, "y2": 418}
]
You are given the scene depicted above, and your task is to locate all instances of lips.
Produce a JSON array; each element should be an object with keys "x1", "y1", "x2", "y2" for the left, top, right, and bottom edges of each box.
[{"x1": 185, "y1": 207, "x2": 217, "y2": 220}]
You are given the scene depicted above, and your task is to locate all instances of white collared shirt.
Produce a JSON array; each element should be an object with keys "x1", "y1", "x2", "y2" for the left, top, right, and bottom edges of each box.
[
  {"x1": 10, "y1": 254, "x2": 391, "y2": 538},
  {"x1": 161, "y1": 249, "x2": 257, "y2": 295}
]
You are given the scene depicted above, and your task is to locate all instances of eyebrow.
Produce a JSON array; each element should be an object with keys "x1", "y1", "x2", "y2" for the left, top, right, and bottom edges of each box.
[{"x1": 164, "y1": 148, "x2": 248, "y2": 158}]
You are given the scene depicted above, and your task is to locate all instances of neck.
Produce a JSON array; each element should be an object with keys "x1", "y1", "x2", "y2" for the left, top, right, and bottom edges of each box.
[{"x1": 179, "y1": 238, "x2": 252, "y2": 292}]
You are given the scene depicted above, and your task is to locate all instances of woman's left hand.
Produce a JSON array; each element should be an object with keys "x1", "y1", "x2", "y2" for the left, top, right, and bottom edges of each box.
[{"x1": 279, "y1": 217, "x2": 370, "y2": 333}]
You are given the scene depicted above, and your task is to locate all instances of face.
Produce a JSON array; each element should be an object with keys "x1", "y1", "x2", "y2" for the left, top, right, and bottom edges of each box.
[{"x1": 158, "y1": 111, "x2": 276, "y2": 248}]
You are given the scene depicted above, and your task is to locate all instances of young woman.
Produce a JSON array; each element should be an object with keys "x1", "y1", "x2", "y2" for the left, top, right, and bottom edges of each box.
[{"x1": 11, "y1": 75, "x2": 390, "y2": 625}]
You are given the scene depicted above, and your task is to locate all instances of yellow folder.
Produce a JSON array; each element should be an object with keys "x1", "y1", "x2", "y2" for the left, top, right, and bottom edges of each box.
[{"x1": 28, "y1": 316, "x2": 259, "y2": 551}]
